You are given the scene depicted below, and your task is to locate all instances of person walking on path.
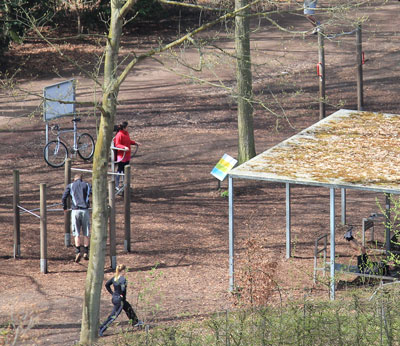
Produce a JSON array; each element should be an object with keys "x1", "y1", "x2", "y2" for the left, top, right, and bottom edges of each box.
[
  {"x1": 304, "y1": 0, "x2": 320, "y2": 34},
  {"x1": 62, "y1": 173, "x2": 91, "y2": 262},
  {"x1": 113, "y1": 121, "x2": 140, "y2": 190},
  {"x1": 99, "y1": 264, "x2": 142, "y2": 336}
]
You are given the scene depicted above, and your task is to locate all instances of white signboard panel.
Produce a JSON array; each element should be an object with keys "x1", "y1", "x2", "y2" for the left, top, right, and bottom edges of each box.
[
  {"x1": 43, "y1": 79, "x2": 75, "y2": 121},
  {"x1": 211, "y1": 154, "x2": 238, "y2": 181}
]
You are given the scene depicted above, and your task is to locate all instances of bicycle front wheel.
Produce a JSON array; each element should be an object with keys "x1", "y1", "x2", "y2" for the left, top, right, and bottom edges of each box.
[
  {"x1": 77, "y1": 133, "x2": 95, "y2": 160},
  {"x1": 44, "y1": 140, "x2": 68, "y2": 168}
]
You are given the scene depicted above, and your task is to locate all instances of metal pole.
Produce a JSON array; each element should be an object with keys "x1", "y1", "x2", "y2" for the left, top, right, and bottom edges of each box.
[
  {"x1": 341, "y1": 188, "x2": 346, "y2": 225},
  {"x1": 286, "y1": 183, "x2": 291, "y2": 259},
  {"x1": 228, "y1": 176, "x2": 234, "y2": 291},
  {"x1": 13, "y1": 170, "x2": 21, "y2": 258},
  {"x1": 330, "y1": 188, "x2": 335, "y2": 300},
  {"x1": 108, "y1": 180, "x2": 117, "y2": 269},
  {"x1": 385, "y1": 194, "x2": 391, "y2": 253},
  {"x1": 124, "y1": 165, "x2": 131, "y2": 252},
  {"x1": 318, "y1": 29, "x2": 326, "y2": 120},
  {"x1": 356, "y1": 24, "x2": 364, "y2": 111},
  {"x1": 73, "y1": 116, "x2": 77, "y2": 152},
  {"x1": 40, "y1": 184, "x2": 48, "y2": 274},
  {"x1": 64, "y1": 159, "x2": 71, "y2": 247}
]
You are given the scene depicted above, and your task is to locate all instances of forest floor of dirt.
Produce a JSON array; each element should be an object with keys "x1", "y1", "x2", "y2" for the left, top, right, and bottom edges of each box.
[{"x1": 1, "y1": 1, "x2": 400, "y2": 345}]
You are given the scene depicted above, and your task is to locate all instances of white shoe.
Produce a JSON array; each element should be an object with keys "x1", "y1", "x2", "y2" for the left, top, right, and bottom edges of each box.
[
  {"x1": 134, "y1": 320, "x2": 144, "y2": 327},
  {"x1": 312, "y1": 22, "x2": 321, "y2": 35}
]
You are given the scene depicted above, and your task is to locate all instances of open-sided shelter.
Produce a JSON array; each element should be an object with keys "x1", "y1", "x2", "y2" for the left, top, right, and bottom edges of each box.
[{"x1": 228, "y1": 109, "x2": 400, "y2": 299}]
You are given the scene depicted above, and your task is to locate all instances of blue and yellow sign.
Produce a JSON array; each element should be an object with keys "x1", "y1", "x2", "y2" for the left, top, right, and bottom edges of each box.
[{"x1": 211, "y1": 154, "x2": 238, "y2": 181}]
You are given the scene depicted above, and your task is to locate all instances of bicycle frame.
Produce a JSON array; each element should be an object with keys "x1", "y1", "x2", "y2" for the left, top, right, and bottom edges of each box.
[
  {"x1": 49, "y1": 118, "x2": 79, "y2": 151},
  {"x1": 44, "y1": 117, "x2": 95, "y2": 167},
  {"x1": 55, "y1": 128, "x2": 78, "y2": 151}
]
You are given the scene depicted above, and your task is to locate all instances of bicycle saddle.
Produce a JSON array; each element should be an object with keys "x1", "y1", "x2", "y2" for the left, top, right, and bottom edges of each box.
[{"x1": 72, "y1": 117, "x2": 81, "y2": 122}]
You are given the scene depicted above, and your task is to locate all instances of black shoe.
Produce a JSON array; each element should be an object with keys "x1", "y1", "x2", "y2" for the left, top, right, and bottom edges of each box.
[{"x1": 344, "y1": 227, "x2": 354, "y2": 241}]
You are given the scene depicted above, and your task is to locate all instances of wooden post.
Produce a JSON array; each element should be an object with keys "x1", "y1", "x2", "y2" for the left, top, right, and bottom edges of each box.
[
  {"x1": 124, "y1": 165, "x2": 131, "y2": 252},
  {"x1": 108, "y1": 180, "x2": 117, "y2": 269},
  {"x1": 356, "y1": 24, "x2": 364, "y2": 111},
  {"x1": 64, "y1": 159, "x2": 72, "y2": 247},
  {"x1": 110, "y1": 147, "x2": 116, "y2": 183},
  {"x1": 13, "y1": 170, "x2": 21, "y2": 258},
  {"x1": 40, "y1": 184, "x2": 48, "y2": 274},
  {"x1": 318, "y1": 29, "x2": 326, "y2": 120}
]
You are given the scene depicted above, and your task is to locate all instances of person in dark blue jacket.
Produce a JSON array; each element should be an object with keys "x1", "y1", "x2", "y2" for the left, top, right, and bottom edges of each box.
[
  {"x1": 99, "y1": 264, "x2": 141, "y2": 336},
  {"x1": 62, "y1": 173, "x2": 91, "y2": 262}
]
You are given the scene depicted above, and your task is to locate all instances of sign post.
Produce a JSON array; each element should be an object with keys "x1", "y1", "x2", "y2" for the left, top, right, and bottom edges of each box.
[{"x1": 43, "y1": 80, "x2": 76, "y2": 157}]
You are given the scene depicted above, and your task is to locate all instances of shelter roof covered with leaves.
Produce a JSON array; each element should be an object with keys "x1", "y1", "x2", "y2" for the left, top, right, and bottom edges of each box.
[{"x1": 229, "y1": 109, "x2": 400, "y2": 194}]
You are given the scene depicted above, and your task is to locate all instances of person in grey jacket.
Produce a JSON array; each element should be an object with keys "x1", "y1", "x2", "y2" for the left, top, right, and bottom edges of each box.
[{"x1": 62, "y1": 173, "x2": 91, "y2": 262}]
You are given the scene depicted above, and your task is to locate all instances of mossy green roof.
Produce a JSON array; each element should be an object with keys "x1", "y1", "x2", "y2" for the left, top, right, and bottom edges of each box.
[{"x1": 229, "y1": 109, "x2": 400, "y2": 193}]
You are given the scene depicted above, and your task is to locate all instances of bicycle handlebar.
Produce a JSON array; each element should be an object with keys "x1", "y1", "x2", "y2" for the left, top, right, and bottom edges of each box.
[
  {"x1": 111, "y1": 145, "x2": 129, "y2": 163},
  {"x1": 110, "y1": 146, "x2": 129, "y2": 152}
]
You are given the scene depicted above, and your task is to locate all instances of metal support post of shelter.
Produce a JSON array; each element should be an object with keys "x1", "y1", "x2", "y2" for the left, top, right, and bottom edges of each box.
[
  {"x1": 330, "y1": 188, "x2": 336, "y2": 300},
  {"x1": 341, "y1": 188, "x2": 346, "y2": 225},
  {"x1": 228, "y1": 175, "x2": 234, "y2": 292},
  {"x1": 385, "y1": 194, "x2": 391, "y2": 253},
  {"x1": 286, "y1": 183, "x2": 291, "y2": 258}
]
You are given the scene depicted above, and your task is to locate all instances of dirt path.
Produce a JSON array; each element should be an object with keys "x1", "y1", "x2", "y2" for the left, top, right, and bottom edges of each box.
[{"x1": 1, "y1": 1, "x2": 400, "y2": 345}]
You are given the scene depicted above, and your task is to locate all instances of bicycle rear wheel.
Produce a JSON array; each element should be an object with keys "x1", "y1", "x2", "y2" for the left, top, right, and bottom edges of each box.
[
  {"x1": 77, "y1": 133, "x2": 95, "y2": 160},
  {"x1": 44, "y1": 140, "x2": 68, "y2": 168},
  {"x1": 131, "y1": 143, "x2": 139, "y2": 157}
]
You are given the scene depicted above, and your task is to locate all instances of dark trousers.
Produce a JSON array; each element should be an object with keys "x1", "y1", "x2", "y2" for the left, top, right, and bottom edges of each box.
[
  {"x1": 117, "y1": 161, "x2": 130, "y2": 174},
  {"x1": 115, "y1": 161, "x2": 130, "y2": 187},
  {"x1": 99, "y1": 295, "x2": 138, "y2": 335}
]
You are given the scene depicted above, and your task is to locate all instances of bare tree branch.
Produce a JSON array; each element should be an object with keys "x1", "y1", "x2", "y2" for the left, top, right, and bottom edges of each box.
[{"x1": 114, "y1": 0, "x2": 262, "y2": 92}]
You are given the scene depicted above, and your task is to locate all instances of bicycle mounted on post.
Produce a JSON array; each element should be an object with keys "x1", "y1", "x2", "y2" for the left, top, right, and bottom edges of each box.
[{"x1": 44, "y1": 117, "x2": 95, "y2": 168}]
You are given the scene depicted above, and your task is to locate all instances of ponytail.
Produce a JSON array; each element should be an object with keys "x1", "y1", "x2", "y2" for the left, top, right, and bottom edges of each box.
[
  {"x1": 115, "y1": 264, "x2": 126, "y2": 280},
  {"x1": 114, "y1": 121, "x2": 128, "y2": 133}
]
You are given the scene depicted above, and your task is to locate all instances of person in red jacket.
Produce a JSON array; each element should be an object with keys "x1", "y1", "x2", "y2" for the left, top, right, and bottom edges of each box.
[{"x1": 114, "y1": 121, "x2": 140, "y2": 189}]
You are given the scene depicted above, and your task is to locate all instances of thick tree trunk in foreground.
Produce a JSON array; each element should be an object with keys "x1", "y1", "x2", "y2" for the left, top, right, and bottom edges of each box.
[
  {"x1": 235, "y1": 0, "x2": 256, "y2": 164},
  {"x1": 80, "y1": 101, "x2": 115, "y2": 343},
  {"x1": 79, "y1": 0, "x2": 124, "y2": 343},
  {"x1": 78, "y1": 0, "x2": 258, "y2": 342}
]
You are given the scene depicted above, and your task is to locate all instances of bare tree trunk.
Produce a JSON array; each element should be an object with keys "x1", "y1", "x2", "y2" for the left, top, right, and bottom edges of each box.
[
  {"x1": 235, "y1": 0, "x2": 255, "y2": 164},
  {"x1": 74, "y1": 0, "x2": 259, "y2": 341},
  {"x1": 79, "y1": 0, "x2": 123, "y2": 343}
]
